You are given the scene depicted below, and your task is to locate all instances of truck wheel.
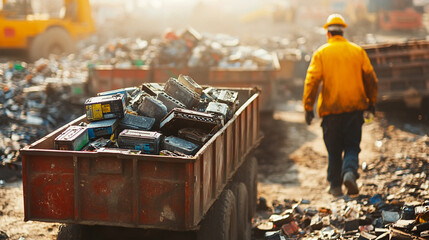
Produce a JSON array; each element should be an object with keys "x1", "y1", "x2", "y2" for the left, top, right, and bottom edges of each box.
[
  {"x1": 28, "y1": 35, "x2": 44, "y2": 62},
  {"x1": 197, "y1": 189, "x2": 238, "y2": 240},
  {"x1": 229, "y1": 182, "x2": 251, "y2": 240},
  {"x1": 38, "y1": 28, "x2": 75, "y2": 58},
  {"x1": 234, "y1": 156, "x2": 258, "y2": 221},
  {"x1": 56, "y1": 224, "x2": 84, "y2": 240}
]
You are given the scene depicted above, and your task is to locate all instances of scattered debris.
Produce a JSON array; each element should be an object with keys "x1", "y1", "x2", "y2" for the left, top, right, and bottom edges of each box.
[{"x1": 254, "y1": 135, "x2": 429, "y2": 240}]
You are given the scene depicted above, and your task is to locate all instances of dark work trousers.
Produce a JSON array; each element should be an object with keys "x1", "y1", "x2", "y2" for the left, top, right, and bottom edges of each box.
[{"x1": 321, "y1": 111, "x2": 364, "y2": 188}]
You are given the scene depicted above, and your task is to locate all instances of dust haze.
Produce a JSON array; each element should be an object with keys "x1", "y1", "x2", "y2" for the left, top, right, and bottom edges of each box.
[{"x1": 91, "y1": 0, "x2": 333, "y2": 44}]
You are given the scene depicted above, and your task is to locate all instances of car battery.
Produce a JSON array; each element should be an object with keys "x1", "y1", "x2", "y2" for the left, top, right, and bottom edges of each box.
[
  {"x1": 137, "y1": 96, "x2": 168, "y2": 124},
  {"x1": 87, "y1": 118, "x2": 118, "y2": 139},
  {"x1": 117, "y1": 129, "x2": 163, "y2": 154},
  {"x1": 203, "y1": 87, "x2": 216, "y2": 99},
  {"x1": 164, "y1": 77, "x2": 200, "y2": 109},
  {"x1": 196, "y1": 98, "x2": 210, "y2": 112},
  {"x1": 119, "y1": 113, "x2": 155, "y2": 131},
  {"x1": 97, "y1": 87, "x2": 139, "y2": 96},
  {"x1": 160, "y1": 150, "x2": 192, "y2": 158},
  {"x1": 217, "y1": 90, "x2": 239, "y2": 119},
  {"x1": 178, "y1": 74, "x2": 203, "y2": 95},
  {"x1": 97, "y1": 88, "x2": 126, "y2": 97},
  {"x1": 178, "y1": 128, "x2": 211, "y2": 145},
  {"x1": 97, "y1": 87, "x2": 139, "y2": 103},
  {"x1": 81, "y1": 137, "x2": 113, "y2": 151},
  {"x1": 162, "y1": 136, "x2": 199, "y2": 155},
  {"x1": 159, "y1": 108, "x2": 220, "y2": 136},
  {"x1": 205, "y1": 102, "x2": 229, "y2": 124},
  {"x1": 142, "y1": 83, "x2": 164, "y2": 96},
  {"x1": 85, "y1": 93, "x2": 125, "y2": 121},
  {"x1": 201, "y1": 87, "x2": 215, "y2": 102},
  {"x1": 54, "y1": 125, "x2": 89, "y2": 151},
  {"x1": 156, "y1": 92, "x2": 186, "y2": 112},
  {"x1": 129, "y1": 91, "x2": 148, "y2": 110}
]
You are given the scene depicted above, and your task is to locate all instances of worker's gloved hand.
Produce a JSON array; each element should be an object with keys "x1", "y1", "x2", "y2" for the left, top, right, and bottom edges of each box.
[
  {"x1": 305, "y1": 110, "x2": 314, "y2": 125},
  {"x1": 364, "y1": 105, "x2": 375, "y2": 123},
  {"x1": 367, "y1": 105, "x2": 375, "y2": 115}
]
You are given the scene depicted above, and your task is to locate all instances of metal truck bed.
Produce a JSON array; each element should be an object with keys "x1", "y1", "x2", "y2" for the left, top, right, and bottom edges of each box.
[
  {"x1": 363, "y1": 40, "x2": 429, "y2": 104},
  {"x1": 21, "y1": 88, "x2": 262, "y2": 231}
]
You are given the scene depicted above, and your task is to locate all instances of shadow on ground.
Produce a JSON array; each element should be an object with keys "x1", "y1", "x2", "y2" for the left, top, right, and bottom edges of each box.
[{"x1": 377, "y1": 100, "x2": 429, "y2": 135}]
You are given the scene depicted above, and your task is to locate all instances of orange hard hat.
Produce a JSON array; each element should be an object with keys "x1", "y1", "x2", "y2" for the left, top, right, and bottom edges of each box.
[{"x1": 323, "y1": 14, "x2": 347, "y2": 30}]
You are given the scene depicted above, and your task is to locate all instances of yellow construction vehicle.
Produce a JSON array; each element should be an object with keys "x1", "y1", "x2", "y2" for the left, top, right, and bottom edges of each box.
[{"x1": 0, "y1": 0, "x2": 95, "y2": 61}]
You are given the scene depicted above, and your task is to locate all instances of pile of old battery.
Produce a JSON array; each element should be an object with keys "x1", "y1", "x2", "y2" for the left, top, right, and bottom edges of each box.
[
  {"x1": 0, "y1": 60, "x2": 87, "y2": 182},
  {"x1": 84, "y1": 27, "x2": 278, "y2": 70},
  {"x1": 54, "y1": 74, "x2": 239, "y2": 157}
]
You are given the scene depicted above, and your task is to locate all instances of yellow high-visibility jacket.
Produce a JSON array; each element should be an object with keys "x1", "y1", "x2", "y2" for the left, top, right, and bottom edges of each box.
[{"x1": 303, "y1": 36, "x2": 378, "y2": 117}]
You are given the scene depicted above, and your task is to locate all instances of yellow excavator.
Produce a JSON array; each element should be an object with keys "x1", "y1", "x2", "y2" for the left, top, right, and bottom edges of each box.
[{"x1": 0, "y1": 0, "x2": 95, "y2": 61}]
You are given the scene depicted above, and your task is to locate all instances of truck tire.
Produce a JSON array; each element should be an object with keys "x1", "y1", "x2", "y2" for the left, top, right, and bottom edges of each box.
[
  {"x1": 234, "y1": 156, "x2": 258, "y2": 221},
  {"x1": 197, "y1": 189, "x2": 238, "y2": 240},
  {"x1": 38, "y1": 28, "x2": 75, "y2": 59},
  {"x1": 56, "y1": 224, "x2": 84, "y2": 240},
  {"x1": 28, "y1": 35, "x2": 44, "y2": 62},
  {"x1": 229, "y1": 182, "x2": 251, "y2": 240}
]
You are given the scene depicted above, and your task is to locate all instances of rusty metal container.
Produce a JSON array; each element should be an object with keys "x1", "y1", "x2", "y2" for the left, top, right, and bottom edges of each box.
[
  {"x1": 152, "y1": 66, "x2": 209, "y2": 85},
  {"x1": 208, "y1": 53, "x2": 280, "y2": 112},
  {"x1": 89, "y1": 65, "x2": 152, "y2": 95},
  {"x1": 363, "y1": 40, "x2": 429, "y2": 107},
  {"x1": 21, "y1": 87, "x2": 261, "y2": 231}
]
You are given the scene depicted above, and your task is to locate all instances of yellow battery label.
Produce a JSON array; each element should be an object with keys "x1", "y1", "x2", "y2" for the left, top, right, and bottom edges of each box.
[
  {"x1": 91, "y1": 104, "x2": 103, "y2": 120},
  {"x1": 102, "y1": 104, "x2": 111, "y2": 113}
]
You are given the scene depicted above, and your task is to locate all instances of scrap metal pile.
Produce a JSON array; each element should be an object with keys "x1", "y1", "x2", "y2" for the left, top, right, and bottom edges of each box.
[
  {"x1": 0, "y1": 60, "x2": 88, "y2": 182},
  {"x1": 254, "y1": 136, "x2": 429, "y2": 240},
  {"x1": 54, "y1": 74, "x2": 239, "y2": 157},
  {"x1": 84, "y1": 27, "x2": 278, "y2": 70}
]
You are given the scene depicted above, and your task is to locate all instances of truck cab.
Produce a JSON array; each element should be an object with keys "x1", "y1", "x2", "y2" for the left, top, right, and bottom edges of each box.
[{"x1": 0, "y1": 0, "x2": 95, "y2": 60}]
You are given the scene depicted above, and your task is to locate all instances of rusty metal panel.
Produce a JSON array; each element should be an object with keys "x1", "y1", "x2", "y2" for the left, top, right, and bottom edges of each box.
[
  {"x1": 200, "y1": 145, "x2": 213, "y2": 216},
  {"x1": 79, "y1": 171, "x2": 133, "y2": 223},
  {"x1": 234, "y1": 120, "x2": 240, "y2": 172},
  {"x1": 363, "y1": 40, "x2": 429, "y2": 102},
  {"x1": 90, "y1": 66, "x2": 152, "y2": 95},
  {"x1": 152, "y1": 67, "x2": 190, "y2": 83},
  {"x1": 253, "y1": 97, "x2": 260, "y2": 144},
  {"x1": 246, "y1": 107, "x2": 252, "y2": 149},
  {"x1": 138, "y1": 179, "x2": 186, "y2": 228},
  {"x1": 214, "y1": 133, "x2": 225, "y2": 194},
  {"x1": 112, "y1": 68, "x2": 151, "y2": 90},
  {"x1": 90, "y1": 66, "x2": 113, "y2": 94},
  {"x1": 240, "y1": 112, "x2": 247, "y2": 157},
  {"x1": 225, "y1": 125, "x2": 234, "y2": 179},
  {"x1": 192, "y1": 159, "x2": 201, "y2": 227},
  {"x1": 24, "y1": 155, "x2": 75, "y2": 221}
]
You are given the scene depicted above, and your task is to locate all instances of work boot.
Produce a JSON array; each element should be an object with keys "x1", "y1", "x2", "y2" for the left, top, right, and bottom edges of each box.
[
  {"x1": 343, "y1": 172, "x2": 359, "y2": 195},
  {"x1": 328, "y1": 186, "x2": 343, "y2": 197}
]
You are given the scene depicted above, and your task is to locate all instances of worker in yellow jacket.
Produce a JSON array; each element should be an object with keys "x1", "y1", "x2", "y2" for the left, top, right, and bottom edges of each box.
[{"x1": 303, "y1": 14, "x2": 378, "y2": 197}]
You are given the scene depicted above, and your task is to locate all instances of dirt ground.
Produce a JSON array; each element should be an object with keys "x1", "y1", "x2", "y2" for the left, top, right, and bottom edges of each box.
[{"x1": 1, "y1": 99, "x2": 428, "y2": 239}]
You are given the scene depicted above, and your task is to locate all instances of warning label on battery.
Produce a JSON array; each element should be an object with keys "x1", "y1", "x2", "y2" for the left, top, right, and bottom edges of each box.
[
  {"x1": 86, "y1": 105, "x2": 102, "y2": 120},
  {"x1": 102, "y1": 104, "x2": 111, "y2": 113}
]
